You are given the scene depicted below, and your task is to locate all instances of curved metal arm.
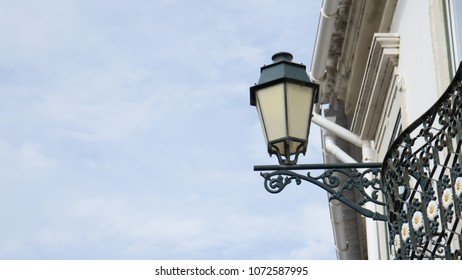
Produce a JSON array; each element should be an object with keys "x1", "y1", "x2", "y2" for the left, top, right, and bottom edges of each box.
[{"x1": 255, "y1": 163, "x2": 388, "y2": 221}]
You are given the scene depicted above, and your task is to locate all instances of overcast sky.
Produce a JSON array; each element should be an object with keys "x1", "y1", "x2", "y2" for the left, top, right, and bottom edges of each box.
[{"x1": 0, "y1": 0, "x2": 336, "y2": 259}]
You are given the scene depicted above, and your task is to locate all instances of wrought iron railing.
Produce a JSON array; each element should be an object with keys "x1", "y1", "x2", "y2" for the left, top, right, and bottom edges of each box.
[{"x1": 382, "y1": 64, "x2": 462, "y2": 259}]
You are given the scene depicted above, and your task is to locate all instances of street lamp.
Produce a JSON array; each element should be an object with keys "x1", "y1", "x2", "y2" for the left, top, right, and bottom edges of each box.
[
  {"x1": 250, "y1": 52, "x2": 319, "y2": 165},
  {"x1": 250, "y1": 52, "x2": 387, "y2": 222}
]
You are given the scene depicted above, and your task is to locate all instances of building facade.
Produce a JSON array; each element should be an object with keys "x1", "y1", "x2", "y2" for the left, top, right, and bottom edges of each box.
[{"x1": 311, "y1": 0, "x2": 462, "y2": 259}]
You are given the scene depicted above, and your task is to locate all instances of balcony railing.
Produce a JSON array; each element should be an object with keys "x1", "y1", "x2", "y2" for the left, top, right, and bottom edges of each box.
[{"x1": 383, "y1": 63, "x2": 462, "y2": 259}]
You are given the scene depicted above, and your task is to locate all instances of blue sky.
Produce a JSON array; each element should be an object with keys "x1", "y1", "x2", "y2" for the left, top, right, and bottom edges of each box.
[{"x1": 0, "y1": 0, "x2": 336, "y2": 259}]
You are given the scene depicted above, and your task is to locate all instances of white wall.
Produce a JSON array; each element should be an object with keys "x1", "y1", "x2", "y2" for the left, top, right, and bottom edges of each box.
[{"x1": 389, "y1": 0, "x2": 440, "y2": 127}]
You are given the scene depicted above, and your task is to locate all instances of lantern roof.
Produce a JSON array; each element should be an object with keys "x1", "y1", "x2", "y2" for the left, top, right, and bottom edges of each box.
[
  {"x1": 250, "y1": 52, "x2": 315, "y2": 106},
  {"x1": 257, "y1": 52, "x2": 311, "y2": 84}
]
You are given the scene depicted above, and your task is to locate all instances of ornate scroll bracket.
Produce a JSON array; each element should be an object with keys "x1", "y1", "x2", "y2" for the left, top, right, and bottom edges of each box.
[{"x1": 254, "y1": 162, "x2": 388, "y2": 221}]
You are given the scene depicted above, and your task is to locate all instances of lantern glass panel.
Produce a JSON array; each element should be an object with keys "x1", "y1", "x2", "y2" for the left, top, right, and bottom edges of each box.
[
  {"x1": 255, "y1": 83, "x2": 286, "y2": 143},
  {"x1": 287, "y1": 82, "x2": 313, "y2": 140}
]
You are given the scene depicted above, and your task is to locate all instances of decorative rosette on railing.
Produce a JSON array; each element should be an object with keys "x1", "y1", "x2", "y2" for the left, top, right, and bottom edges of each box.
[{"x1": 383, "y1": 63, "x2": 462, "y2": 260}]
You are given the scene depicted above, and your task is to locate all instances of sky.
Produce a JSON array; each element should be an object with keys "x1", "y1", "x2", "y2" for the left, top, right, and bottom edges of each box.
[{"x1": 0, "y1": 0, "x2": 336, "y2": 259}]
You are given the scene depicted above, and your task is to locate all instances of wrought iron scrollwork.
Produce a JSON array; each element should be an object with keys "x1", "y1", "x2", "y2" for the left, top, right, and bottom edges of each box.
[
  {"x1": 255, "y1": 163, "x2": 387, "y2": 221},
  {"x1": 382, "y1": 63, "x2": 462, "y2": 260}
]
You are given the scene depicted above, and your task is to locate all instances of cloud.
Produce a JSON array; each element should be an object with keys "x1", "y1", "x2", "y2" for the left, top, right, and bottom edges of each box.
[
  {"x1": 0, "y1": 186, "x2": 334, "y2": 259},
  {"x1": 18, "y1": 143, "x2": 57, "y2": 168},
  {"x1": 0, "y1": 141, "x2": 57, "y2": 189},
  {"x1": 0, "y1": 0, "x2": 335, "y2": 260}
]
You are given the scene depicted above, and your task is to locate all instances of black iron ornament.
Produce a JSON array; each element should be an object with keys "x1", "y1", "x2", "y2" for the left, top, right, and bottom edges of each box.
[
  {"x1": 255, "y1": 163, "x2": 387, "y2": 221},
  {"x1": 383, "y1": 63, "x2": 462, "y2": 260}
]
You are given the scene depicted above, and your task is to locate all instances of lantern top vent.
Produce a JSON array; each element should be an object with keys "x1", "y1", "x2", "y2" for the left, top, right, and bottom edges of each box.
[
  {"x1": 271, "y1": 52, "x2": 293, "y2": 62},
  {"x1": 256, "y1": 52, "x2": 310, "y2": 85}
]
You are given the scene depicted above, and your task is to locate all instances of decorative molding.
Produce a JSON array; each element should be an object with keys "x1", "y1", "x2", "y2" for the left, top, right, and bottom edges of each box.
[
  {"x1": 351, "y1": 33, "x2": 400, "y2": 139},
  {"x1": 375, "y1": 72, "x2": 405, "y2": 160}
]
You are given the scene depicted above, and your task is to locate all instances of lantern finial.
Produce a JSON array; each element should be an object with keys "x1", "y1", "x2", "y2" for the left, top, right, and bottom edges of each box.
[{"x1": 271, "y1": 52, "x2": 293, "y2": 63}]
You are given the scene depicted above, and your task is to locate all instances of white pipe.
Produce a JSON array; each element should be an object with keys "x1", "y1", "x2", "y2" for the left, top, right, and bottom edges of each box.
[
  {"x1": 312, "y1": 112, "x2": 363, "y2": 147},
  {"x1": 324, "y1": 135, "x2": 357, "y2": 164},
  {"x1": 315, "y1": 112, "x2": 381, "y2": 259},
  {"x1": 329, "y1": 199, "x2": 349, "y2": 255},
  {"x1": 311, "y1": 0, "x2": 382, "y2": 259},
  {"x1": 310, "y1": 0, "x2": 341, "y2": 82},
  {"x1": 315, "y1": 112, "x2": 359, "y2": 259}
]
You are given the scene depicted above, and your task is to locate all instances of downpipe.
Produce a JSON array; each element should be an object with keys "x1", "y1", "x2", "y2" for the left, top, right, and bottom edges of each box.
[{"x1": 314, "y1": 112, "x2": 381, "y2": 259}]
